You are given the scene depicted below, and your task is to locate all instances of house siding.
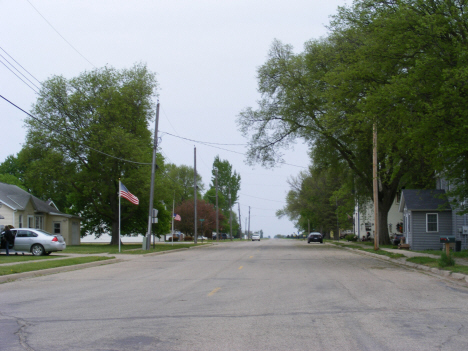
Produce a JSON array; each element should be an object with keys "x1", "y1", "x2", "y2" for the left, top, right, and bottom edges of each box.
[
  {"x1": 0, "y1": 206, "x2": 15, "y2": 227},
  {"x1": 410, "y1": 211, "x2": 452, "y2": 251}
]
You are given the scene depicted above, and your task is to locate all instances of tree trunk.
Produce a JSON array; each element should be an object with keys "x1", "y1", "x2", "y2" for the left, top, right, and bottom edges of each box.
[
  {"x1": 110, "y1": 213, "x2": 120, "y2": 245},
  {"x1": 378, "y1": 185, "x2": 397, "y2": 246}
]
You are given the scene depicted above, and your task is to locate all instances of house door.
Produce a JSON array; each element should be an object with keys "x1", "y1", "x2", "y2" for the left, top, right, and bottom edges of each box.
[{"x1": 71, "y1": 221, "x2": 80, "y2": 245}]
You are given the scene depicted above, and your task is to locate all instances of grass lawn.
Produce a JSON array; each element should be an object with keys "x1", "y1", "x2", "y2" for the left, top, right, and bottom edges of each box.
[
  {"x1": 0, "y1": 256, "x2": 114, "y2": 276},
  {"x1": 0, "y1": 254, "x2": 68, "y2": 263},
  {"x1": 406, "y1": 256, "x2": 468, "y2": 275},
  {"x1": 63, "y1": 243, "x2": 208, "y2": 254}
]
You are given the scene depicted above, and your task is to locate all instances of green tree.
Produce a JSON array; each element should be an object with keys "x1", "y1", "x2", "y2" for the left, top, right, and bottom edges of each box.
[
  {"x1": 238, "y1": 0, "x2": 454, "y2": 244},
  {"x1": 25, "y1": 64, "x2": 159, "y2": 245},
  {"x1": 0, "y1": 174, "x2": 26, "y2": 190},
  {"x1": 210, "y1": 156, "x2": 241, "y2": 212},
  {"x1": 164, "y1": 164, "x2": 204, "y2": 205}
]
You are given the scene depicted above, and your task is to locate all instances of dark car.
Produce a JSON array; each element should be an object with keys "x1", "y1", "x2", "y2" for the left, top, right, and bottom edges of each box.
[
  {"x1": 392, "y1": 234, "x2": 404, "y2": 245},
  {"x1": 307, "y1": 232, "x2": 323, "y2": 244}
]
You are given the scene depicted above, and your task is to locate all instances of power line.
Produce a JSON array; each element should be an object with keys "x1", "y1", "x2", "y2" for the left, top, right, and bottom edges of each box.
[
  {"x1": 25, "y1": 0, "x2": 95, "y2": 68},
  {"x1": 238, "y1": 192, "x2": 285, "y2": 203},
  {"x1": 0, "y1": 47, "x2": 42, "y2": 84},
  {"x1": 161, "y1": 131, "x2": 246, "y2": 146},
  {"x1": 161, "y1": 131, "x2": 306, "y2": 169},
  {"x1": 0, "y1": 53, "x2": 41, "y2": 92},
  {"x1": 0, "y1": 93, "x2": 152, "y2": 165},
  {"x1": 0, "y1": 58, "x2": 39, "y2": 94}
]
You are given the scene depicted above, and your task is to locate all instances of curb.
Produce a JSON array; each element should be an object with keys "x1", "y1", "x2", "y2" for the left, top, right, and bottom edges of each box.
[
  {"x1": 0, "y1": 258, "x2": 123, "y2": 284},
  {"x1": 337, "y1": 245, "x2": 468, "y2": 285}
]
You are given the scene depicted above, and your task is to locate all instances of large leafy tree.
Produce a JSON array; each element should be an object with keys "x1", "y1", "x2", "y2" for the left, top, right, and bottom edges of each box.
[
  {"x1": 238, "y1": 0, "x2": 466, "y2": 244},
  {"x1": 210, "y1": 156, "x2": 241, "y2": 212},
  {"x1": 25, "y1": 64, "x2": 159, "y2": 245}
]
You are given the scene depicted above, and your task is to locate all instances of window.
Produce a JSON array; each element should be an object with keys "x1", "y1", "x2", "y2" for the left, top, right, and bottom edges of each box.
[
  {"x1": 28, "y1": 216, "x2": 34, "y2": 228},
  {"x1": 35, "y1": 216, "x2": 44, "y2": 229},
  {"x1": 427, "y1": 213, "x2": 438, "y2": 232},
  {"x1": 53, "y1": 222, "x2": 61, "y2": 235},
  {"x1": 18, "y1": 215, "x2": 23, "y2": 228}
]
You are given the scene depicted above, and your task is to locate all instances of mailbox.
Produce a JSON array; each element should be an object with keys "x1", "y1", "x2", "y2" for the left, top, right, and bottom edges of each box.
[{"x1": 440, "y1": 236, "x2": 456, "y2": 243}]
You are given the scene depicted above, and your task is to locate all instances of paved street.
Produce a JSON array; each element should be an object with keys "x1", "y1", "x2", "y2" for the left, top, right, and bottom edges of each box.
[{"x1": 1, "y1": 239, "x2": 467, "y2": 351}]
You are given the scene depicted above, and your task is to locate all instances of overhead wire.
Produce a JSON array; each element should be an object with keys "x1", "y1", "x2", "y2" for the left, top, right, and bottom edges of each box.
[{"x1": 25, "y1": 0, "x2": 96, "y2": 68}]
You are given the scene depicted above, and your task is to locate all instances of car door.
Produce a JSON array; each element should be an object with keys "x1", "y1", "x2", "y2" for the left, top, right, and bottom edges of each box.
[
  {"x1": 14, "y1": 230, "x2": 37, "y2": 252},
  {"x1": 13, "y1": 230, "x2": 29, "y2": 251}
]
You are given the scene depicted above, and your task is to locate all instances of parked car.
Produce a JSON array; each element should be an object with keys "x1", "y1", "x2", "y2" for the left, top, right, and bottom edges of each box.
[
  {"x1": 0, "y1": 228, "x2": 66, "y2": 256},
  {"x1": 307, "y1": 232, "x2": 323, "y2": 244},
  {"x1": 251, "y1": 233, "x2": 260, "y2": 241},
  {"x1": 392, "y1": 234, "x2": 404, "y2": 245}
]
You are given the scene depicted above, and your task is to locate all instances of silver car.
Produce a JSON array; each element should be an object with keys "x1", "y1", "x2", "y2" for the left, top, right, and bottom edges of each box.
[{"x1": 1, "y1": 228, "x2": 66, "y2": 256}]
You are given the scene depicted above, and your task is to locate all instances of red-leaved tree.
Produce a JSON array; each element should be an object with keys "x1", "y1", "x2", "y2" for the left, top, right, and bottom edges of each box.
[{"x1": 174, "y1": 199, "x2": 225, "y2": 237}]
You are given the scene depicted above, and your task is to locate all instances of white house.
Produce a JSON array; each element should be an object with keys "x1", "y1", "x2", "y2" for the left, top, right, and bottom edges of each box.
[
  {"x1": 0, "y1": 182, "x2": 81, "y2": 245},
  {"x1": 353, "y1": 195, "x2": 403, "y2": 240}
]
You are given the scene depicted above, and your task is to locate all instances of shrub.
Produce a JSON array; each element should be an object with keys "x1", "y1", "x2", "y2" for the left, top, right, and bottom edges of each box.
[
  {"x1": 184, "y1": 236, "x2": 193, "y2": 241},
  {"x1": 438, "y1": 252, "x2": 455, "y2": 267},
  {"x1": 345, "y1": 234, "x2": 358, "y2": 242}
]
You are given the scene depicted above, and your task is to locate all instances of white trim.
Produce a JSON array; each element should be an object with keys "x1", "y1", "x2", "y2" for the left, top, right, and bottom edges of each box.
[{"x1": 426, "y1": 213, "x2": 439, "y2": 232}]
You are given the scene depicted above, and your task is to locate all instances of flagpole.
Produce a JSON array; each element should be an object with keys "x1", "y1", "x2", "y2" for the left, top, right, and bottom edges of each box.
[{"x1": 119, "y1": 179, "x2": 121, "y2": 253}]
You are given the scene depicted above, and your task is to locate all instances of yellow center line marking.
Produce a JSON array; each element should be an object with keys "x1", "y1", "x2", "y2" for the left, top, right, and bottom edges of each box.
[
  {"x1": 208, "y1": 287, "x2": 221, "y2": 296},
  {"x1": 239, "y1": 266, "x2": 243, "y2": 270}
]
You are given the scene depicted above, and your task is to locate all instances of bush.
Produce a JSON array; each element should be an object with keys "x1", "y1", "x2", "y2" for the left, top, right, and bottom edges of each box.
[
  {"x1": 438, "y1": 252, "x2": 455, "y2": 267},
  {"x1": 184, "y1": 236, "x2": 193, "y2": 242},
  {"x1": 345, "y1": 234, "x2": 358, "y2": 242}
]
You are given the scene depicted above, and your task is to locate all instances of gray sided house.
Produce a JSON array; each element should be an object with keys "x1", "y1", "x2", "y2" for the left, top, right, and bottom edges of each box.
[
  {"x1": 399, "y1": 189, "x2": 452, "y2": 251},
  {"x1": 0, "y1": 182, "x2": 81, "y2": 245}
]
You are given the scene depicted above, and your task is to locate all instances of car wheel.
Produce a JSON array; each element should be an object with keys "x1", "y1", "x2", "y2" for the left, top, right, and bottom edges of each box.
[{"x1": 31, "y1": 244, "x2": 45, "y2": 256}]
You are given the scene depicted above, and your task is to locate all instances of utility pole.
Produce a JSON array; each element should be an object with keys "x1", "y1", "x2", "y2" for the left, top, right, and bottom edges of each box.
[
  {"x1": 229, "y1": 188, "x2": 233, "y2": 241},
  {"x1": 245, "y1": 218, "x2": 247, "y2": 239},
  {"x1": 238, "y1": 202, "x2": 242, "y2": 240},
  {"x1": 144, "y1": 102, "x2": 159, "y2": 250},
  {"x1": 308, "y1": 219, "x2": 310, "y2": 238},
  {"x1": 216, "y1": 168, "x2": 219, "y2": 242},
  {"x1": 194, "y1": 147, "x2": 197, "y2": 244},
  {"x1": 373, "y1": 123, "x2": 379, "y2": 250},
  {"x1": 248, "y1": 206, "x2": 251, "y2": 240},
  {"x1": 336, "y1": 196, "x2": 340, "y2": 241}
]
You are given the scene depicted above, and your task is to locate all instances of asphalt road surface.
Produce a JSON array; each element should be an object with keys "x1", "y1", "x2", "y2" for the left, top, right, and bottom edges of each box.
[{"x1": 1, "y1": 239, "x2": 467, "y2": 351}]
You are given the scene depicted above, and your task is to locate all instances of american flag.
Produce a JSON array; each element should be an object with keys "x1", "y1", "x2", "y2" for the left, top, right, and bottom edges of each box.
[
  {"x1": 173, "y1": 214, "x2": 181, "y2": 221},
  {"x1": 120, "y1": 183, "x2": 139, "y2": 205}
]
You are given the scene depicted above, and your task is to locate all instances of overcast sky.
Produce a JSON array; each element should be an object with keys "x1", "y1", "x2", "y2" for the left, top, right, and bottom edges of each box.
[{"x1": 0, "y1": 0, "x2": 348, "y2": 237}]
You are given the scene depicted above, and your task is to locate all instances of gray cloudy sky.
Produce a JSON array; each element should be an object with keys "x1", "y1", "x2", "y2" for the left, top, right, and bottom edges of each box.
[{"x1": 0, "y1": 0, "x2": 347, "y2": 237}]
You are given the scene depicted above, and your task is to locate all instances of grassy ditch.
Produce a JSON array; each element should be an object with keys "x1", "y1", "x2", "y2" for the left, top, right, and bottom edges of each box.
[
  {"x1": 0, "y1": 256, "x2": 114, "y2": 276},
  {"x1": 64, "y1": 243, "x2": 207, "y2": 254}
]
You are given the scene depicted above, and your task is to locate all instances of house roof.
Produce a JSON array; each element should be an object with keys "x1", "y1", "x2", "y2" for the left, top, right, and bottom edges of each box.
[
  {"x1": 399, "y1": 189, "x2": 452, "y2": 212},
  {"x1": 0, "y1": 182, "x2": 71, "y2": 217}
]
